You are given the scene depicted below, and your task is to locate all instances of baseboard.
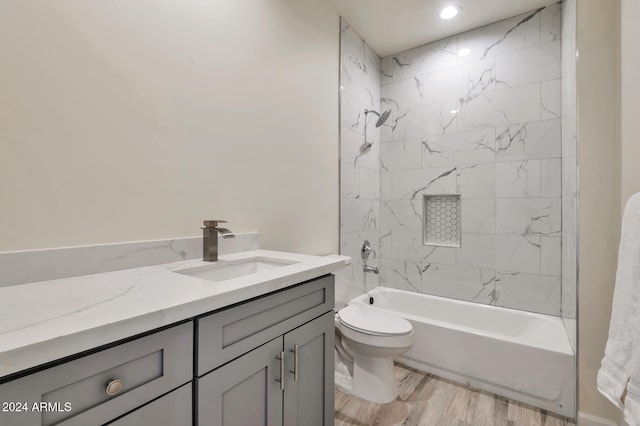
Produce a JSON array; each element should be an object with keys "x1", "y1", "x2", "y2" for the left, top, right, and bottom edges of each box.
[{"x1": 578, "y1": 411, "x2": 619, "y2": 426}]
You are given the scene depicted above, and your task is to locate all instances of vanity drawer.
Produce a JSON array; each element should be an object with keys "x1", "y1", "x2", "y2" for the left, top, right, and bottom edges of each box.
[
  {"x1": 197, "y1": 274, "x2": 334, "y2": 375},
  {"x1": 0, "y1": 322, "x2": 193, "y2": 426}
]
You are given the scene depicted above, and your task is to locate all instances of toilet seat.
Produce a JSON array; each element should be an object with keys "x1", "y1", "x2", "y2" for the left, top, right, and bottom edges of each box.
[{"x1": 338, "y1": 305, "x2": 412, "y2": 336}]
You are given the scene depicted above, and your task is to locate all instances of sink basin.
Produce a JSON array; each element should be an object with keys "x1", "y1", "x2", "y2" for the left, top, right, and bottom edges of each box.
[{"x1": 174, "y1": 257, "x2": 298, "y2": 282}]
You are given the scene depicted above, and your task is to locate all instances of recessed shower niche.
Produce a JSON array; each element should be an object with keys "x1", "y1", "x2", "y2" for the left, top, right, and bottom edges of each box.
[{"x1": 423, "y1": 194, "x2": 461, "y2": 247}]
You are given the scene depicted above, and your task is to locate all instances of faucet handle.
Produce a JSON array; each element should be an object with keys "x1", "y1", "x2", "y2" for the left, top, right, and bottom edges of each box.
[
  {"x1": 203, "y1": 220, "x2": 227, "y2": 228},
  {"x1": 361, "y1": 240, "x2": 375, "y2": 260}
]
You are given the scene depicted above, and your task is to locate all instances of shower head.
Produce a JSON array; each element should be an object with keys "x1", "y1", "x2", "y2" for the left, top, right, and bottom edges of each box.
[
  {"x1": 376, "y1": 110, "x2": 391, "y2": 127},
  {"x1": 357, "y1": 109, "x2": 391, "y2": 160},
  {"x1": 365, "y1": 109, "x2": 391, "y2": 127},
  {"x1": 359, "y1": 142, "x2": 372, "y2": 154}
]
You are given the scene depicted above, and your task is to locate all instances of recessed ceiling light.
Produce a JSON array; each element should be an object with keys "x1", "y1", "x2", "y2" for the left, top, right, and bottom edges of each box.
[
  {"x1": 450, "y1": 109, "x2": 458, "y2": 115},
  {"x1": 440, "y1": 5, "x2": 460, "y2": 20},
  {"x1": 458, "y1": 48, "x2": 471, "y2": 57}
]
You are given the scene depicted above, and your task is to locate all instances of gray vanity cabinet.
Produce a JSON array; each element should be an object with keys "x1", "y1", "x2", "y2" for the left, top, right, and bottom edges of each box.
[
  {"x1": 196, "y1": 275, "x2": 335, "y2": 426},
  {"x1": 0, "y1": 274, "x2": 335, "y2": 426},
  {"x1": 197, "y1": 311, "x2": 334, "y2": 426}
]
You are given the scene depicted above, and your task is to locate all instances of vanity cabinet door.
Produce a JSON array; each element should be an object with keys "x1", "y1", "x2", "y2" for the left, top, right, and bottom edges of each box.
[
  {"x1": 105, "y1": 383, "x2": 191, "y2": 426},
  {"x1": 197, "y1": 336, "x2": 283, "y2": 426},
  {"x1": 283, "y1": 312, "x2": 335, "y2": 426}
]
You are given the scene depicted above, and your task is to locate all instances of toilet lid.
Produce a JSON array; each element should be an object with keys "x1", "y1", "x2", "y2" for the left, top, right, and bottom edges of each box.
[{"x1": 338, "y1": 305, "x2": 412, "y2": 336}]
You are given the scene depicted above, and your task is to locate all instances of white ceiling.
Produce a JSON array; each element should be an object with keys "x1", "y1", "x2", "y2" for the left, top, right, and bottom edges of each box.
[{"x1": 326, "y1": 0, "x2": 560, "y2": 57}]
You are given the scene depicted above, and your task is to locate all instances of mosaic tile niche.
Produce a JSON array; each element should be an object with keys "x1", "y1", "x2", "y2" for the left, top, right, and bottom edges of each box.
[{"x1": 423, "y1": 194, "x2": 461, "y2": 247}]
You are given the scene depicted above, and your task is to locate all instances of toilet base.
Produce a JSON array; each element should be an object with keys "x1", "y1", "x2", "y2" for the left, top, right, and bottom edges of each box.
[
  {"x1": 351, "y1": 353, "x2": 398, "y2": 403},
  {"x1": 334, "y1": 348, "x2": 353, "y2": 391}
]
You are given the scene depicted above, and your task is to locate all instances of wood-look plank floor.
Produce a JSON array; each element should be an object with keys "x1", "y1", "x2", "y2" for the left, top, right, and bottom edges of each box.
[{"x1": 334, "y1": 364, "x2": 575, "y2": 426}]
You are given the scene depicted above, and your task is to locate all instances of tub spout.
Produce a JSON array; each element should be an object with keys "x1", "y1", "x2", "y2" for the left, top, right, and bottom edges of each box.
[{"x1": 363, "y1": 265, "x2": 379, "y2": 274}]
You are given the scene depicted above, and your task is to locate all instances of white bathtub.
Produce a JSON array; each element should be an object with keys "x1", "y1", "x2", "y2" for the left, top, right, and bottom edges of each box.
[{"x1": 349, "y1": 286, "x2": 575, "y2": 418}]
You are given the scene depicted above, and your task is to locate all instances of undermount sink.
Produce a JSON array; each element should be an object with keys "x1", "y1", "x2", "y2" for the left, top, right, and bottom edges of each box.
[{"x1": 174, "y1": 257, "x2": 298, "y2": 282}]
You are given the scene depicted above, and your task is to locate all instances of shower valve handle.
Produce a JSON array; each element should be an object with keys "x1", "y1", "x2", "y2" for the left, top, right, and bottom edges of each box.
[{"x1": 361, "y1": 240, "x2": 374, "y2": 260}]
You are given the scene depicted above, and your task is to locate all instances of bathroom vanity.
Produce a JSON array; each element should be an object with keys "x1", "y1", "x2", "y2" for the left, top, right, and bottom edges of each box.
[
  {"x1": 197, "y1": 275, "x2": 334, "y2": 426},
  {"x1": 0, "y1": 249, "x2": 344, "y2": 426}
]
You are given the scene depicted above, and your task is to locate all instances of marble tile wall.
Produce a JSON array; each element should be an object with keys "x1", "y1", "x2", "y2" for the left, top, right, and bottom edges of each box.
[
  {"x1": 337, "y1": 19, "x2": 381, "y2": 307},
  {"x1": 378, "y1": 4, "x2": 564, "y2": 316},
  {"x1": 561, "y1": 0, "x2": 577, "y2": 350}
]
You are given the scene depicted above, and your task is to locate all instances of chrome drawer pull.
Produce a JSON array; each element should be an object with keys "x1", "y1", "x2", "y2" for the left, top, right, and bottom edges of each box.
[
  {"x1": 105, "y1": 378, "x2": 124, "y2": 396},
  {"x1": 275, "y1": 352, "x2": 285, "y2": 390},
  {"x1": 289, "y1": 345, "x2": 299, "y2": 382}
]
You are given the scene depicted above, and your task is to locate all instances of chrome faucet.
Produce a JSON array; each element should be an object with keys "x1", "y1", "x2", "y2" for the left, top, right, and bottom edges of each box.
[{"x1": 202, "y1": 220, "x2": 235, "y2": 262}]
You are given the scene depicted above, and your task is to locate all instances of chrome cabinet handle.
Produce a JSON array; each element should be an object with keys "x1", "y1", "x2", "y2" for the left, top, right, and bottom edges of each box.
[
  {"x1": 289, "y1": 345, "x2": 299, "y2": 382},
  {"x1": 105, "y1": 378, "x2": 124, "y2": 396},
  {"x1": 275, "y1": 351, "x2": 285, "y2": 390}
]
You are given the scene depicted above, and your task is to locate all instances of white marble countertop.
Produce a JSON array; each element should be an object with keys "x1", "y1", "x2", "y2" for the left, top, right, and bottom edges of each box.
[{"x1": 0, "y1": 250, "x2": 348, "y2": 379}]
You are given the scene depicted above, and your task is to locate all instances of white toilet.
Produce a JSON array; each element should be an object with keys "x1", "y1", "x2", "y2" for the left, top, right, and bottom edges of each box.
[{"x1": 335, "y1": 304, "x2": 414, "y2": 403}]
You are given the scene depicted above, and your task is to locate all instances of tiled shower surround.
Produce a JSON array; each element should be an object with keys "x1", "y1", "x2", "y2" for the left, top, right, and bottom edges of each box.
[
  {"x1": 339, "y1": 3, "x2": 570, "y2": 317},
  {"x1": 378, "y1": 4, "x2": 563, "y2": 316},
  {"x1": 337, "y1": 18, "x2": 382, "y2": 306}
]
